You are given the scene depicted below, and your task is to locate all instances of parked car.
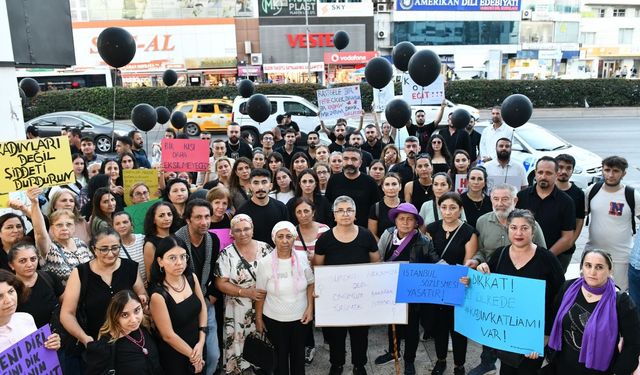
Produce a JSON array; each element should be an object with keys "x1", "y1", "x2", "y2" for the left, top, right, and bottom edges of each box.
[
  {"x1": 172, "y1": 98, "x2": 234, "y2": 136},
  {"x1": 24, "y1": 111, "x2": 136, "y2": 153}
]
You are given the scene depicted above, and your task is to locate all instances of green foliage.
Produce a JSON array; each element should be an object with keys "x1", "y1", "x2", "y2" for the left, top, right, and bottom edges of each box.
[{"x1": 23, "y1": 79, "x2": 640, "y2": 120}]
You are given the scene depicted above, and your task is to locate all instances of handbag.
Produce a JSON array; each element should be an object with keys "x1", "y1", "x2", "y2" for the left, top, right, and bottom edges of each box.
[{"x1": 242, "y1": 331, "x2": 276, "y2": 372}]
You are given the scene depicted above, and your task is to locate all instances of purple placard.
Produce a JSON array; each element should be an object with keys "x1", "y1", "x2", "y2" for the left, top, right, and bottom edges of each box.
[
  {"x1": 0, "y1": 324, "x2": 61, "y2": 374},
  {"x1": 209, "y1": 228, "x2": 233, "y2": 251}
]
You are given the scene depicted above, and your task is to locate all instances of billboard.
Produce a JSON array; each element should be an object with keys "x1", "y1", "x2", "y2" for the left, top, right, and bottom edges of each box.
[
  {"x1": 259, "y1": 0, "x2": 317, "y2": 17},
  {"x1": 396, "y1": 0, "x2": 521, "y2": 11}
]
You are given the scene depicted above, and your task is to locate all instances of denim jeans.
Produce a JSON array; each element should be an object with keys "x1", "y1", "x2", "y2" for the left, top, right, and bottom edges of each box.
[{"x1": 205, "y1": 299, "x2": 221, "y2": 375}]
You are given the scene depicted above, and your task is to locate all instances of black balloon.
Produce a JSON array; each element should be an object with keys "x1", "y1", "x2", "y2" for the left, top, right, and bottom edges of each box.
[
  {"x1": 365, "y1": 57, "x2": 394, "y2": 90},
  {"x1": 131, "y1": 104, "x2": 157, "y2": 132},
  {"x1": 19, "y1": 88, "x2": 27, "y2": 106},
  {"x1": 246, "y1": 94, "x2": 271, "y2": 123},
  {"x1": 170, "y1": 111, "x2": 187, "y2": 130},
  {"x1": 97, "y1": 27, "x2": 136, "y2": 68},
  {"x1": 408, "y1": 49, "x2": 441, "y2": 87},
  {"x1": 155, "y1": 106, "x2": 171, "y2": 124},
  {"x1": 333, "y1": 31, "x2": 349, "y2": 51},
  {"x1": 237, "y1": 79, "x2": 255, "y2": 98},
  {"x1": 385, "y1": 99, "x2": 412, "y2": 129},
  {"x1": 392, "y1": 42, "x2": 417, "y2": 72},
  {"x1": 450, "y1": 108, "x2": 471, "y2": 130},
  {"x1": 501, "y1": 94, "x2": 533, "y2": 128},
  {"x1": 162, "y1": 69, "x2": 178, "y2": 86},
  {"x1": 19, "y1": 78, "x2": 40, "y2": 98}
]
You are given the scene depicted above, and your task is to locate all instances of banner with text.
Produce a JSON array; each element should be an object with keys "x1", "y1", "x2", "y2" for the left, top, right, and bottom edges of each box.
[
  {"x1": 396, "y1": 0, "x2": 521, "y2": 12},
  {"x1": 161, "y1": 139, "x2": 210, "y2": 172},
  {"x1": 373, "y1": 81, "x2": 395, "y2": 113},
  {"x1": 0, "y1": 137, "x2": 73, "y2": 193},
  {"x1": 401, "y1": 73, "x2": 445, "y2": 105},
  {"x1": 317, "y1": 85, "x2": 362, "y2": 121},
  {"x1": 454, "y1": 269, "x2": 545, "y2": 355},
  {"x1": 209, "y1": 228, "x2": 233, "y2": 251},
  {"x1": 315, "y1": 263, "x2": 407, "y2": 326},
  {"x1": 396, "y1": 263, "x2": 468, "y2": 305},
  {"x1": 0, "y1": 324, "x2": 61, "y2": 374},
  {"x1": 123, "y1": 169, "x2": 160, "y2": 206},
  {"x1": 455, "y1": 174, "x2": 468, "y2": 194}
]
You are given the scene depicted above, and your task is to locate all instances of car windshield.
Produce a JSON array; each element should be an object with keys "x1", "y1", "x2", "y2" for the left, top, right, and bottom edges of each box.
[
  {"x1": 517, "y1": 126, "x2": 569, "y2": 151},
  {"x1": 78, "y1": 112, "x2": 111, "y2": 125}
]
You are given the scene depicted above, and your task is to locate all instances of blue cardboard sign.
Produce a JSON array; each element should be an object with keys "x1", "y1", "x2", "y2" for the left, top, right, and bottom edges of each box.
[
  {"x1": 454, "y1": 269, "x2": 545, "y2": 355},
  {"x1": 396, "y1": 0, "x2": 521, "y2": 11},
  {"x1": 396, "y1": 263, "x2": 468, "y2": 305}
]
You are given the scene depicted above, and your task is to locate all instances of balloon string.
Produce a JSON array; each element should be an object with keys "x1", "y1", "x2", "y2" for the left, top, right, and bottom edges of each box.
[
  {"x1": 504, "y1": 130, "x2": 515, "y2": 184},
  {"x1": 111, "y1": 69, "x2": 118, "y2": 151}
]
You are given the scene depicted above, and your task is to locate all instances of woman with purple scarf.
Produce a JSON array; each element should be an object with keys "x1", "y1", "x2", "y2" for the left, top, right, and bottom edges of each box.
[{"x1": 546, "y1": 249, "x2": 640, "y2": 374}]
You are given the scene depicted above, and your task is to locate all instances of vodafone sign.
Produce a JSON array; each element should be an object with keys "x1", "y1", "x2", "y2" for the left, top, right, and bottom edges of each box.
[{"x1": 324, "y1": 51, "x2": 379, "y2": 64}]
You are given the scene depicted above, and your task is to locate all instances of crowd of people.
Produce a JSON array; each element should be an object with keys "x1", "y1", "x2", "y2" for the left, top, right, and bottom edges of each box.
[{"x1": 1, "y1": 104, "x2": 640, "y2": 375}]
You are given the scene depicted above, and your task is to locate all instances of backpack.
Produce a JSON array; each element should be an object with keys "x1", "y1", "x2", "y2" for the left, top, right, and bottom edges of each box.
[{"x1": 586, "y1": 181, "x2": 636, "y2": 235}]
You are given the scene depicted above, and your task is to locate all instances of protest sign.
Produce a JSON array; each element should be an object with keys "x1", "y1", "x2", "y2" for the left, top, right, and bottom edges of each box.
[
  {"x1": 0, "y1": 137, "x2": 73, "y2": 193},
  {"x1": 455, "y1": 174, "x2": 468, "y2": 194},
  {"x1": 0, "y1": 193, "x2": 8, "y2": 208},
  {"x1": 317, "y1": 85, "x2": 362, "y2": 120},
  {"x1": 161, "y1": 139, "x2": 209, "y2": 172},
  {"x1": 209, "y1": 228, "x2": 233, "y2": 251},
  {"x1": 314, "y1": 263, "x2": 407, "y2": 326},
  {"x1": 0, "y1": 324, "x2": 61, "y2": 374},
  {"x1": 372, "y1": 81, "x2": 395, "y2": 113},
  {"x1": 123, "y1": 169, "x2": 160, "y2": 206},
  {"x1": 487, "y1": 175, "x2": 523, "y2": 192},
  {"x1": 454, "y1": 269, "x2": 545, "y2": 355},
  {"x1": 125, "y1": 199, "x2": 160, "y2": 234},
  {"x1": 396, "y1": 263, "x2": 468, "y2": 305},
  {"x1": 402, "y1": 74, "x2": 445, "y2": 105}
]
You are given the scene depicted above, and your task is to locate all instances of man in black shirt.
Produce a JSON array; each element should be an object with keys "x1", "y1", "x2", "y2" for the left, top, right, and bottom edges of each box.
[
  {"x1": 67, "y1": 127, "x2": 82, "y2": 155},
  {"x1": 174, "y1": 199, "x2": 221, "y2": 375},
  {"x1": 390, "y1": 136, "x2": 420, "y2": 186},
  {"x1": 440, "y1": 113, "x2": 472, "y2": 157},
  {"x1": 348, "y1": 132, "x2": 373, "y2": 172},
  {"x1": 325, "y1": 148, "x2": 380, "y2": 227},
  {"x1": 327, "y1": 122, "x2": 348, "y2": 153},
  {"x1": 129, "y1": 130, "x2": 152, "y2": 168},
  {"x1": 306, "y1": 131, "x2": 320, "y2": 166},
  {"x1": 554, "y1": 154, "x2": 586, "y2": 271},
  {"x1": 406, "y1": 100, "x2": 446, "y2": 152},
  {"x1": 361, "y1": 124, "x2": 383, "y2": 160},
  {"x1": 516, "y1": 157, "x2": 576, "y2": 267},
  {"x1": 237, "y1": 168, "x2": 288, "y2": 246},
  {"x1": 274, "y1": 128, "x2": 304, "y2": 168},
  {"x1": 466, "y1": 117, "x2": 481, "y2": 163},
  {"x1": 225, "y1": 123, "x2": 252, "y2": 159}
]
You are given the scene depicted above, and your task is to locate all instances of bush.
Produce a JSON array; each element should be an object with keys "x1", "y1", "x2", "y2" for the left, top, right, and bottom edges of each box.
[{"x1": 24, "y1": 79, "x2": 640, "y2": 120}]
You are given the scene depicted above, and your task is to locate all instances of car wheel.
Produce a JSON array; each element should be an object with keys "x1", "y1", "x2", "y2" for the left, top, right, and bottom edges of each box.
[
  {"x1": 185, "y1": 122, "x2": 201, "y2": 137},
  {"x1": 95, "y1": 135, "x2": 112, "y2": 153}
]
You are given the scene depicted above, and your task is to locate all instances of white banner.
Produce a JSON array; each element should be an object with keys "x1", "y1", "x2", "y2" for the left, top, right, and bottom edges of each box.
[
  {"x1": 455, "y1": 174, "x2": 468, "y2": 194},
  {"x1": 372, "y1": 81, "x2": 395, "y2": 113},
  {"x1": 314, "y1": 263, "x2": 408, "y2": 327},
  {"x1": 317, "y1": 85, "x2": 362, "y2": 120},
  {"x1": 401, "y1": 73, "x2": 445, "y2": 105},
  {"x1": 263, "y1": 62, "x2": 325, "y2": 74}
]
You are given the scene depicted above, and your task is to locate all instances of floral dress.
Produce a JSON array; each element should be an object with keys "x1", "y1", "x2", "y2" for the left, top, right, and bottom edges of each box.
[{"x1": 214, "y1": 241, "x2": 273, "y2": 374}]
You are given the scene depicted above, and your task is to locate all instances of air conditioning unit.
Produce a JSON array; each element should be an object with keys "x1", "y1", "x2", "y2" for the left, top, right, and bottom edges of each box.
[
  {"x1": 521, "y1": 9, "x2": 532, "y2": 20},
  {"x1": 377, "y1": 30, "x2": 386, "y2": 39},
  {"x1": 250, "y1": 53, "x2": 263, "y2": 65},
  {"x1": 376, "y1": 3, "x2": 390, "y2": 12}
]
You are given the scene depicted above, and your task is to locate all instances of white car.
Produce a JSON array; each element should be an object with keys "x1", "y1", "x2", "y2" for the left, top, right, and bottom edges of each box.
[
  {"x1": 383, "y1": 98, "x2": 480, "y2": 125},
  {"x1": 232, "y1": 94, "x2": 320, "y2": 136}
]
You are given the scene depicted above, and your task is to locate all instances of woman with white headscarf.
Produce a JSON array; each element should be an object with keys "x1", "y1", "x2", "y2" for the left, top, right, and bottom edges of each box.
[{"x1": 255, "y1": 221, "x2": 315, "y2": 375}]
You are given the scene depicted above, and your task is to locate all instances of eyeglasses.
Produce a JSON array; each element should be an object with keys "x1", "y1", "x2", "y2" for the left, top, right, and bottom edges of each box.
[
  {"x1": 334, "y1": 208, "x2": 356, "y2": 216},
  {"x1": 165, "y1": 254, "x2": 189, "y2": 263},
  {"x1": 133, "y1": 190, "x2": 150, "y2": 198},
  {"x1": 95, "y1": 245, "x2": 120, "y2": 254}
]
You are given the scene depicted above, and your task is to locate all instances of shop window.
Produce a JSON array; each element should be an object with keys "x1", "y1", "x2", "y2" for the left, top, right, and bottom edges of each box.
[
  {"x1": 580, "y1": 32, "x2": 596, "y2": 45},
  {"x1": 178, "y1": 105, "x2": 194, "y2": 113},
  {"x1": 219, "y1": 104, "x2": 232, "y2": 113},
  {"x1": 197, "y1": 104, "x2": 215, "y2": 113},
  {"x1": 239, "y1": 101, "x2": 277, "y2": 115},
  {"x1": 596, "y1": 8, "x2": 606, "y2": 17},
  {"x1": 613, "y1": 8, "x2": 626, "y2": 17},
  {"x1": 393, "y1": 21, "x2": 518, "y2": 46},
  {"x1": 284, "y1": 102, "x2": 315, "y2": 116}
]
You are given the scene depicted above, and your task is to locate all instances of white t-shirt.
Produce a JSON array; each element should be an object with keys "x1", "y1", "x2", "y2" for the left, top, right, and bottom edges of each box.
[
  {"x1": 479, "y1": 123, "x2": 514, "y2": 161},
  {"x1": 256, "y1": 252, "x2": 314, "y2": 322},
  {"x1": 121, "y1": 233, "x2": 147, "y2": 284},
  {"x1": 484, "y1": 160, "x2": 528, "y2": 191},
  {"x1": 585, "y1": 184, "x2": 640, "y2": 262}
]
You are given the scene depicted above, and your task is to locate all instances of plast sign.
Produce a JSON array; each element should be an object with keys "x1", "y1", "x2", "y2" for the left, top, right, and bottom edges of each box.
[
  {"x1": 323, "y1": 51, "x2": 379, "y2": 64},
  {"x1": 397, "y1": 0, "x2": 521, "y2": 11}
]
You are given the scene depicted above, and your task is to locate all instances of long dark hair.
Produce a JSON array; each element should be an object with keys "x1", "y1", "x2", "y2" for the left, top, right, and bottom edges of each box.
[
  {"x1": 98, "y1": 290, "x2": 149, "y2": 341},
  {"x1": 143, "y1": 201, "x2": 180, "y2": 236},
  {"x1": 0, "y1": 269, "x2": 29, "y2": 303},
  {"x1": 427, "y1": 134, "x2": 452, "y2": 164},
  {"x1": 273, "y1": 167, "x2": 296, "y2": 194},
  {"x1": 162, "y1": 178, "x2": 191, "y2": 204},
  {"x1": 294, "y1": 169, "x2": 320, "y2": 197},
  {"x1": 149, "y1": 235, "x2": 189, "y2": 287},
  {"x1": 99, "y1": 158, "x2": 123, "y2": 186},
  {"x1": 81, "y1": 173, "x2": 111, "y2": 219},
  {"x1": 72, "y1": 153, "x2": 89, "y2": 182},
  {"x1": 90, "y1": 187, "x2": 115, "y2": 226}
]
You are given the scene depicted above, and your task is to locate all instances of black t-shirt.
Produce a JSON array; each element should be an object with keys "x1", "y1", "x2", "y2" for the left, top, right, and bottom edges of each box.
[
  {"x1": 328, "y1": 141, "x2": 345, "y2": 153},
  {"x1": 236, "y1": 198, "x2": 289, "y2": 246},
  {"x1": 225, "y1": 140, "x2": 252, "y2": 160},
  {"x1": 359, "y1": 150, "x2": 374, "y2": 172},
  {"x1": 325, "y1": 173, "x2": 380, "y2": 227},
  {"x1": 410, "y1": 180, "x2": 433, "y2": 213},
  {"x1": 17, "y1": 271, "x2": 64, "y2": 327},
  {"x1": 188, "y1": 232, "x2": 220, "y2": 298},
  {"x1": 440, "y1": 127, "x2": 472, "y2": 157},
  {"x1": 390, "y1": 160, "x2": 414, "y2": 186},
  {"x1": 274, "y1": 146, "x2": 305, "y2": 169},
  {"x1": 361, "y1": 140, "x2": 383, "y2": 160},
  {"x1": 369, "y1": 201, "x2": 398, "y2": 238},
  {"x1": 210, "y1": 214, "x2": 231, "y2": 229},
  {"x1": 286, "y1": 194, "x2": 333, "y2": 226},
  {"x1": 461, "y1": 193, "x2": 492, "y2": 228},
  {"x1": 558, "y1": 183, "x2": 586, "y2": 255},
  {"x1": 426, "y1": 220, "x2": 475, "y2": 265},
  {"x1": 407, "y1": 122, "x2": 437, "y2": 152},
  {"x1": 431, "y1": 162, "x2": 450, "y2": 175},
  {"x1": 315, "y1": 226, "x2": 378, "y2": 265},
  {"x1": 469, "y1": 130, "x2": 481, "y2": 161}
]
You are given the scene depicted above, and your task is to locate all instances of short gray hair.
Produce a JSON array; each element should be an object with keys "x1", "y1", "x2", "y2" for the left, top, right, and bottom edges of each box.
[
  {"x1": 490, "y1": 183, "x2": 517, "y2": 199},
  {"x1": 332, "y1": 195, "x2": 356, "y2": 212}
]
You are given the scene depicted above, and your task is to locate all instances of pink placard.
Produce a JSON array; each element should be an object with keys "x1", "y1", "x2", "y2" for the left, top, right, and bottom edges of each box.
[
  {"x1": 161, "y1": 139, "x2": 209, "y2": 172},
  {"x1": 209, "y1": 228, "x2": 233, "y2": 251}
]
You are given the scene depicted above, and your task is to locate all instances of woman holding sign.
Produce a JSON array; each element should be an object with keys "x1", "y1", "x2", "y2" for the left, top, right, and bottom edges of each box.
[
  {"x1": 546, "y1": 249, "x2": 640, "y2": 374},
  {"x1": 476, "y1": 209, "x2": 565, "y2": 375}
]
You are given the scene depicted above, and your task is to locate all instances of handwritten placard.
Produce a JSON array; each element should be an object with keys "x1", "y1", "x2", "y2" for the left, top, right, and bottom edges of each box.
[
  {"x1": 372, "y1": 81, "x2": 395, "y2": 112},
  {"x1": 314, "y1": 263, "x2": 407, "y2": 327},
  {"x1": 454, "y1": 269, "x2": 545, "y2": 355},
  {"x1": 209, "y1": 228, "x2": 232, "y2": 251},
  {"x1": 0, "y1": 324, "x2": 61, "y2": 374},
  {"x1": 125, "y1": 199, "x2": 160, "y2": 234},
  {"x1": 160, "y1": 139, "x2": 209, "y2": 172},
  {"x1": 123, "y1": 169, "x2": 160, "y2": 206},
  {"x1": 401, "y1": 73, "x2": 445, "y2": 105},
  {"x1": 317, "y1": 85, "x2": 362, "y2": 120},
  {"x1": 455, "y1": 174, "x2": 468, "y2": 194},
  {"x1": 0, "y1": 137, "x2": 73, "y2": 193},
  {"x1": 396, "y1": 263, "x2": 468, "y2": 305}
]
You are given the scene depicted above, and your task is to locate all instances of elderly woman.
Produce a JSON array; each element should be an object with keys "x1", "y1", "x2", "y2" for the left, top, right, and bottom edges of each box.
[
  {"x1": 129, "y1": 182, "x2": 152, "y2": 205},
  {"x1": 48, "y1": 189, "x2": 91, "y2": 244},
  {"x1": 476, "y1": 209, "x2": 565, "y2": 375},
  {"x1": 313, "y1": 196, "x2": 380, "y2": 375},
  {"x1": 312, "y1": 162, "x2": 331, "y2": 196},
  {"x1": 0, "y1": 213, "x2": 28, "y2": 270},
  {"x1": 374, "y1": 203, "x2": 440, "y2": 375},
  {"x1": 207, "y1": 186, "x2": 233, "y2": 229},
  {"x1": 255, "y1": 221, "x2": 314, "y2": 375},
  {"x1": 546, "y1": 249, "x2": 640, "y2": 374},
  {"x1": 214, "y1": 214, "x2": 273, "y2": 374}
]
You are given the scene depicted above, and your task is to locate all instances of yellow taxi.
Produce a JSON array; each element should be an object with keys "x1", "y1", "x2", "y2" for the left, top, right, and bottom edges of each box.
[{"x1": 172, "y1": 98, "x2": 233, "y2": 136}]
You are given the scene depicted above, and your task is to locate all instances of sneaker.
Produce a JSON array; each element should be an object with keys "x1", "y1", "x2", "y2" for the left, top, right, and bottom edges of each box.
[
  {"x1": 454, "y1": 365, "x2": 465, "y2": 375},
  {"x1": 352, "y1": 366, "x2": 367, "y2": 375},
  {"x1": 405, "y1": 361, "x2": 416, "y2": 375},
  {"x1": 467, "y1": 362, "x2": 497, "y2": 375},
  {"x1": 329, "y1": 365, "x2": 344, "y2": 375},
  {"x1": 431, "y1": 360, "x2": 447, "y2": 375},
  {"x1": 374, "y1": 351, "x2": 399, "y2": 365},
  {"x1": 448, "y1": 337, "x2": 453, "y2": 352},
  {"x1": 305, "y1": 346, "x2": 316, "y2": 365}
]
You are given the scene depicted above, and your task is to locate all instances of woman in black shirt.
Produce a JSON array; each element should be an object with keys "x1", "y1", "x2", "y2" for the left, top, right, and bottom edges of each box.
[
  {"x1": 368, "y1": 173, "x2": 403, "y2": 241},
  {"x1": 461, "y1": 167, "x2": 492, "y2": 228},
  {"x1": 426, "y1": 192, "x2": 478, "y2": 375}
]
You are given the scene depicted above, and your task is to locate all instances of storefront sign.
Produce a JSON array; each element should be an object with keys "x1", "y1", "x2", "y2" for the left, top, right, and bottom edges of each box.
[
  {"x1": 185, "y1": 56, "x2": 237, "y2": 69},
  {"x1": 324, "y1": 51, "x2": 379, "y2": 64},
  {"x1": 238, "y1": 65, "x2": 263, "y2": 76},
  {"x1": 317, "y1": 1, "x2": 373, "y2": 17},
  {"x1": 263, "y1": 62, "x2": 325, "y2": 73},
  {"x1": 401, "y1": 73, "x2": 445, "y2": 105},
  {"x1": 259, "y1": 0, "x2": 316, "y2": 17},
  {"x1": 396, "y1": 0, "x2": 521, "y2": 11},
  {"x1": 537, "y1": 50, "x2": 563, "y2": 60}
]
